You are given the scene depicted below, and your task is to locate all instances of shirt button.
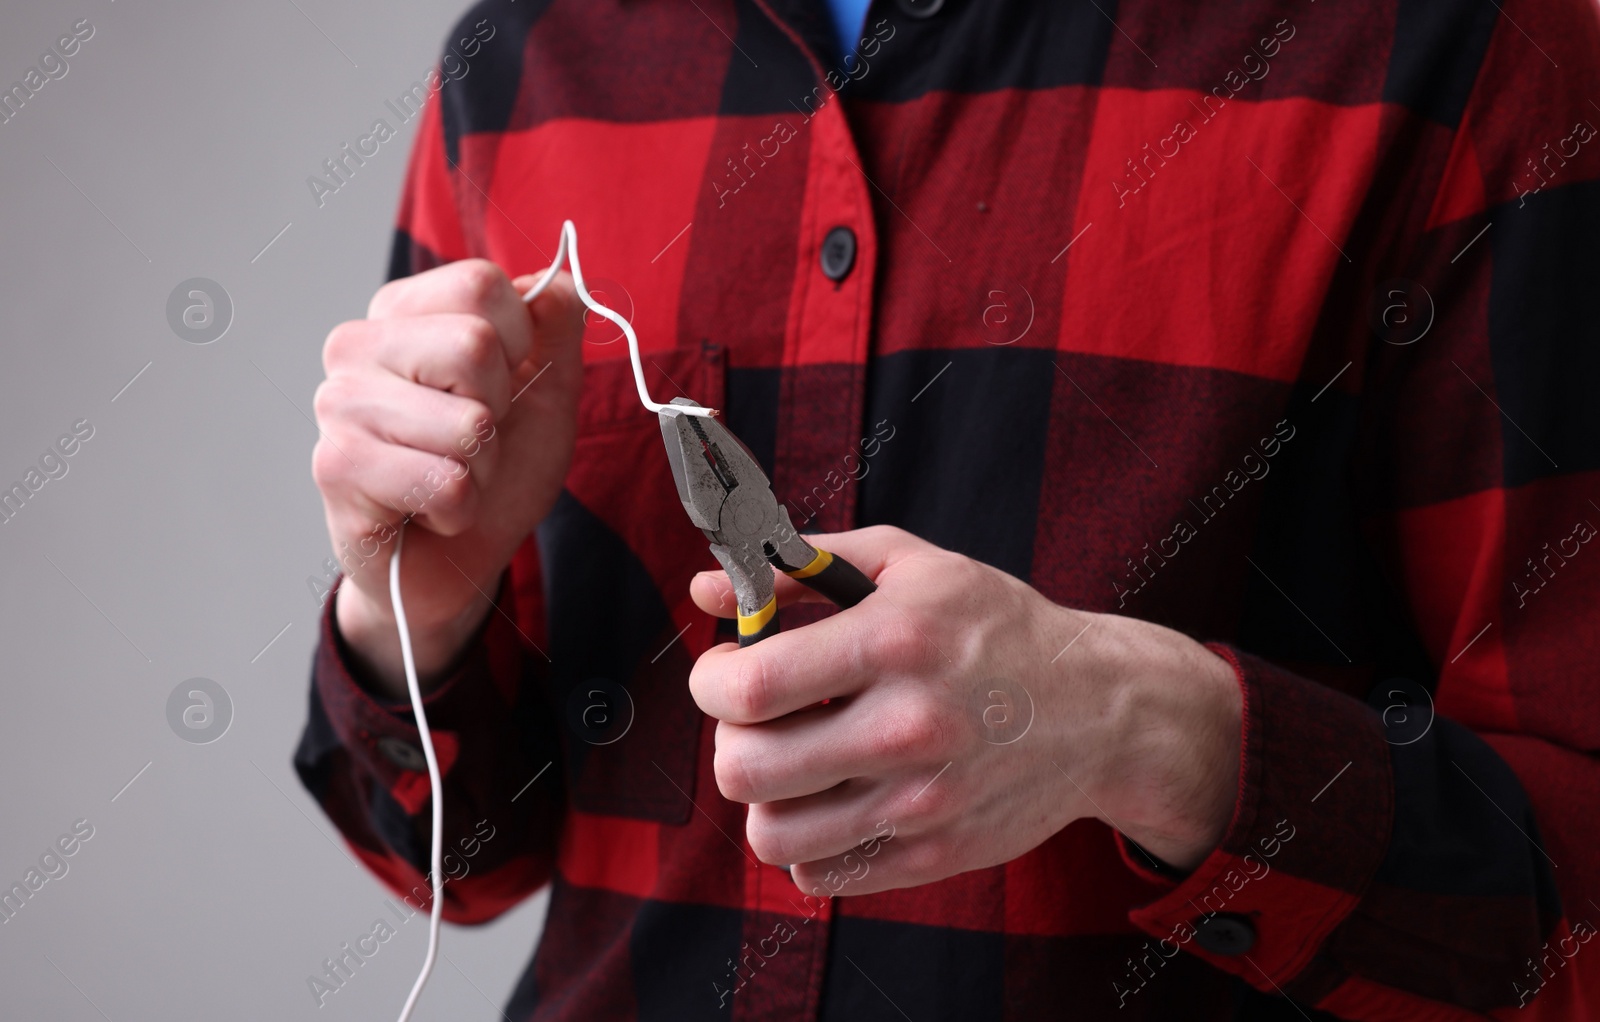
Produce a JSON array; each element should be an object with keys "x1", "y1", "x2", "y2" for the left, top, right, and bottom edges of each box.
[
  {"x1": 896, "y1": 0, "x2": 946, "y2": 17},
  {"x1": 820, "y1": 226, "x2": 857, "y2": 282},
  {"x1": 377, "y1": 736, "x2": 428, "y2": 772},
  {"x1": 1192, "y1": 913, "x2": 1256, "y2": 956}
]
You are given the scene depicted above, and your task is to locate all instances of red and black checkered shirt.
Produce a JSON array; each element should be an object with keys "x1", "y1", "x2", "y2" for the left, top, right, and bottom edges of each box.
[{"x1": 296, "y1": 0, "x2": 1600, "y2": 1017}]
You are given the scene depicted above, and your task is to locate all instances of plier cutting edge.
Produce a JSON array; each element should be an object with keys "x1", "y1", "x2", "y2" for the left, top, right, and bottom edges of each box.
[{"x1": 659, "y1": 398, "x2": 877, "y2": 646}]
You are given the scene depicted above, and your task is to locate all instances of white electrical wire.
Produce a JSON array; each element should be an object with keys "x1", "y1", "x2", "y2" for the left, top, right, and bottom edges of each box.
[
  {"x1": 389, "y1": 219, "x2": 704, "y2": 1021},
  {"x1": 389, "y1": 524, "x2": 444, "y2": 1022},
  {"x1": 521, "y1": 219, "x2": 714, "y2": 418}
]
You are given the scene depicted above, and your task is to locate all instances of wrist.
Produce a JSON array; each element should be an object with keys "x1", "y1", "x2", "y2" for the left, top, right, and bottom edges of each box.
[
  {"x1": 334, "y1": 578, "x2": 493, "y2": 700},
  {"x1": 1089, "y1": 619, "x2": 1243, "y2": 872}
]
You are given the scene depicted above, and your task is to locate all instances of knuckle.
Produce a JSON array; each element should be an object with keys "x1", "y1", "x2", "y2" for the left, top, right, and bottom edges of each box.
[
  {"x1": 311, "y1": 379, "x2": 333, "y2": 423},
  {"x1": 899, "y1": 757, "x2": 962, "y2": 829},
  {"x1": 310, "y1": 440, "x2": 348, "y2": 492},
  {"x1": 712, "y1": 740, "x2": 757, "y2": 804},
  {"x1": 744, "y1": 811, "x2": 789, "y2": 866},
  {"x1": 456, "y1": 399, "x2": 495, "y2": 446},
  {"x1": 365, "y1": 286, "x2": 392, "y2": 321},
  {"x1": 367, "y1": 277, "x2": 409, "y2": 319},
  {"x1": 322, "y1": 320, "x2": 365, "y2": 369},
  {"x1": 686, "y1": 658, "x2": 720, "y2": 716},
  {"x1": 728, "y1": 653, "x2": 772, "y2": 721},
  {"x1": 311, "y1": 377, "x2": 348, "y2": 424},
  {"x1": 901, "y1": 776, "x2": 952, "y2": 828},
  {"x1": 873, "y1": 614, "x2": 928, "y2": 670},
  {"x1": 452, "y1": 259, "x2": 506, "y2": 309},
  {"x1": 451, "y1": 316, "x2": 501, "y2": 371},
  {"x1": 870, "y1": 703, "x2": 941, "y2": 762},
  {"x1": 427, "y1": 464, "x2": 473, "y2": 509},
  {"x1": 897, "y1": 836, "x2": 946, "y2": 882}
]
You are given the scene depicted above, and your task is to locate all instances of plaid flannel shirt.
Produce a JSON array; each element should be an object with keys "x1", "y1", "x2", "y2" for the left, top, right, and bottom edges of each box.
[{"x1": 295, "y1": 0, "x2": 1600, "y2": 1017}]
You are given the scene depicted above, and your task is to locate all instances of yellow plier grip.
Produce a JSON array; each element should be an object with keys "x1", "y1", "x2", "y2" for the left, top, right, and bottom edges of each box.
[{"x1": 736, "y1": 546, "x2": 877, "y2": 647}]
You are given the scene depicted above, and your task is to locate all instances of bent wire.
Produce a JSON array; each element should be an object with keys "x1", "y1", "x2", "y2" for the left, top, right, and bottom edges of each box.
[{"x1": 521, "y1": 219, "x2": 716, "y2": 418}]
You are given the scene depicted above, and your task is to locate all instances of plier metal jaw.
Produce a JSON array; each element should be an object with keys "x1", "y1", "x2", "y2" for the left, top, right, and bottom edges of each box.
[{"x1": 659, "y1": 398, "x2": 876, "y2": 645}]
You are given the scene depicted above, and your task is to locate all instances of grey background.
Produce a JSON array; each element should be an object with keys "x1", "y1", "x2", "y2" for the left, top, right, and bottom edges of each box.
[{"x1": 0, "y1": 1, "x2": 549, "y2": 1018}]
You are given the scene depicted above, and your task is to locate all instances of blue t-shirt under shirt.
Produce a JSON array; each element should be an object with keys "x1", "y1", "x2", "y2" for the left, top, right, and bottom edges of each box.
[{"x1": 821, "y1": 0, "x2": 872, "y2": 63}]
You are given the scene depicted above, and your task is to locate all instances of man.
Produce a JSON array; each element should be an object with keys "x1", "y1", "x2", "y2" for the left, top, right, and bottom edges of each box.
[{"x1": 296, "y1": 0, "x2": 1600, "y2": 1017}]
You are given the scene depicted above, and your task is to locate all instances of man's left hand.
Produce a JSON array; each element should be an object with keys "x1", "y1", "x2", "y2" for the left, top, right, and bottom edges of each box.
[{"x1": 687, "y1": 526, "x2": 1244, "y2": 897}]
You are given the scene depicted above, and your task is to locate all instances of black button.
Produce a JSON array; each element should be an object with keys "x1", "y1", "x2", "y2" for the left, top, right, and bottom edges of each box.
[
  {"x1": 820, "y1": 226, "x2": 857, "y2": 282},
  {"x1": 376, "y1": 736, "x2": 427, "y2": 772},
  {"x1": 896, "y1": 0, "x2": 946, "y2": 17},
  {"x1": 1192, "y1": 913, "x2": 1255, "y2": 956}
]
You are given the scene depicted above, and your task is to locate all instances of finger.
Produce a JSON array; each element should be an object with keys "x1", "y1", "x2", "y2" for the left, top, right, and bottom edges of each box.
[
  {"x1": 742, "y1": 783, "x2": 898, "y2": 870},
  {"x1": 715, "y1": 709, "x2": 848, "y2": 804},
  {"x1": 326, "y1": 314, "x2": 515, "y2": 420},
  {"x1": 688, "y1": 525, "x2": 931, "y2": 618},
  {"x1": 317, "y1": 370, "x2": 501, "y2": 487},
  {"x1": 713, "y1": 687, "x2": 938, "y2": 804},
  {"x1": 788, "y1": 834, "x2": 911, "y2": 898},
  {"x1": 368, "y1": 259, "x2": 533, "y2": 367},
  {"x1": 312, "y1": 428, "x2": 480, "y2": 538},
  {"x1": 688, "y1": 595, "x2": 911, "y2": 723},
  {"x1": 690, "y1": 569, "x2": 775, "y2": 619}
]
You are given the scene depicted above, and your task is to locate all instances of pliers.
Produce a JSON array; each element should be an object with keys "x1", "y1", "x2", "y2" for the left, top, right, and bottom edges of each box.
[{"x1": 659, "y1": 398, "x2": 877, "y2": 646}]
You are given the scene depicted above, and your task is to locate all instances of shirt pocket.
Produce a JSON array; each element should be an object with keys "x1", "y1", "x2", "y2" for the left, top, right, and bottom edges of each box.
[{"x1": 536, "y1": 343, "x2": 724, "y2": 824}]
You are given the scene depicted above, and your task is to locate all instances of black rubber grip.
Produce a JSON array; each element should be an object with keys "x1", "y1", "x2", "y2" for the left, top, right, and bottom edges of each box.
[
  {"x1": 737, "y1": 615, "x2": 780, "y2": 647},
  {"x1": 792, "y1": 551, "x2": 877, "y2": 608}
]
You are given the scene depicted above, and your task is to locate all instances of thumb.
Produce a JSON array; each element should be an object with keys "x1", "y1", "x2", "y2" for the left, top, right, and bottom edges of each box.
[{"x1": 511, "y1": 269, "x2": 585, "y2": 404}]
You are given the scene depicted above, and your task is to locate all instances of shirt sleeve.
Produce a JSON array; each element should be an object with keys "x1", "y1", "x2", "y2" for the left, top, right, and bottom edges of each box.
[
  {"x1": 293, "y1": 572, "x2": 564, "y2": 925},
  {"x1": 1116, "y1": 1, "x2": 1600, "y2": 1017}
]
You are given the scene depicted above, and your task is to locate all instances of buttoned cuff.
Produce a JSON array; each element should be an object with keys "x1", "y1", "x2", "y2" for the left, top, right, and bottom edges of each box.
[
  {"x1": 312, "y1": 576, "x2": 519, "y2": 815},
  {"x1": 1121, "y1": 644, "x2": 1394, "y2": 988}
]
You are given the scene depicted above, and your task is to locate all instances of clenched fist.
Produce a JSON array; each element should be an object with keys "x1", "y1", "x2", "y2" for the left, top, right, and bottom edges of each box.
[{"x1": 311, "y1": 259, "x2": 586, "y2": 697}]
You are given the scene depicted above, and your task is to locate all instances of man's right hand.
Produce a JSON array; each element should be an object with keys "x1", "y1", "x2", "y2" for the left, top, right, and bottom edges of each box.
[{"x1": 311, "y1": 259, "x2": 586, "y2": 698}]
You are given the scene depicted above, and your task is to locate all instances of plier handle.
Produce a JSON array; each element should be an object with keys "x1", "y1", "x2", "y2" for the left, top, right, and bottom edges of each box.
[{"x1": 658, "y1": 398, "x2": 876, "y2": 645}]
